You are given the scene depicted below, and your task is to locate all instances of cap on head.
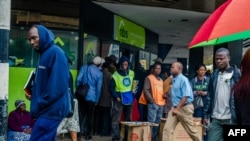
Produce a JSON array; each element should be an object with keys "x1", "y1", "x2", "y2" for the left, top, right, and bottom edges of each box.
[
  {"x1": 15, "y1": 99, "x2": 25, "y2": 108},
  {"x1": 93, "y1": 56, "x2": 105, "y2": 66},
  {"x1": 118, "y1": 56, "x2": 130, "y2": 66}
]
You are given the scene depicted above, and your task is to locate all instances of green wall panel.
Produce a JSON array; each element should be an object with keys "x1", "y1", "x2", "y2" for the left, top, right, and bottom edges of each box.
[{"x1": 8, "y1": 67, "x2": 77, "y2": 113}]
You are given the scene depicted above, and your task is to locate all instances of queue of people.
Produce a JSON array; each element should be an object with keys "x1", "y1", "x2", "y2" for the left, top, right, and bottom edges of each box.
[{"x1": 7, "y1": 24, "x2": 250, "y2": 141}]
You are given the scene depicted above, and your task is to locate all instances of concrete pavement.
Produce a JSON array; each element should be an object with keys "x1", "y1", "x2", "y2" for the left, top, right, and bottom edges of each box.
[{"x1": 57, "y1": 134, "x2": 112, "y2": 141}]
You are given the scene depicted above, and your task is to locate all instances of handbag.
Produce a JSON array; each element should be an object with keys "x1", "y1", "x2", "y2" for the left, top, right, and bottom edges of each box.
[
  {"x1": 66, "y1": 88, "x2": 75, "y2": 118},
  {"x1": 193, "y1": 95, "x2": 203, "y2": 110},
  {"x1": 75, "y1": 66, "x2": 90, "y2": 99},
  {"x1": 75, "y1": 83, "x2": 89, "y2": 98}
]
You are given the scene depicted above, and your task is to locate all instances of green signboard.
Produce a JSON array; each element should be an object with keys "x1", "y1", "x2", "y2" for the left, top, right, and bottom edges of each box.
[
  {"x1": 8, "y1": 67, "x2": 78, "y2": 113},
  {"x1": 114, "y1": 15, "x2": 145, "y2": 49}
]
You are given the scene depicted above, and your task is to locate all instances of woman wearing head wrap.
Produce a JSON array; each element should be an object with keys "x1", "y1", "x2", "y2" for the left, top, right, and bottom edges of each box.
[{"x1": 8, "y1": 99, "x2": 35, "y2": 141}]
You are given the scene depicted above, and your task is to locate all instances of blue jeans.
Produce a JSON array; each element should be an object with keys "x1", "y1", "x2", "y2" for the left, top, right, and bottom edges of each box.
[
  {"x1": 147, "y1": 103, "x2": 163, "y2": 141},
  {"x1": 208, "y1": 118, "x2": 231, "y2": 141}
]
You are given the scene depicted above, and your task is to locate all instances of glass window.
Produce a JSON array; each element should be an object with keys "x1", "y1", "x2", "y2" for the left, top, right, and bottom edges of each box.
[
  {"x1": 9, "y1": 27, "x2": 39, "y2": 68},
  {"x1": 82, "y1": 35, "x2": 100, "y2": 64},
  {"x1": 150, "y1": 53, "x2": 157, "y2": 66},
  {"x1": 9, "y1": 27, "x2": 79, "y2": 69},
  {"x1": 139, "y1": 50, "x2": 150, "y2": 70}
]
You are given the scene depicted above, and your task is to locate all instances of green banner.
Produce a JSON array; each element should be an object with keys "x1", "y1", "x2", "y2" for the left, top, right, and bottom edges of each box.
[
  {"x1": 114, "y1": 15, "x2": 145, "y2": 49},
  {"x1": 8, "y1": 67, "x2": 78, "y2": 113}
]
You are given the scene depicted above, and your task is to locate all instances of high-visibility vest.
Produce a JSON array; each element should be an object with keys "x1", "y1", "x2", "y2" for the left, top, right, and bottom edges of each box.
[
  {"x1": 139, "y1": 74, "x2": 165, "y2": 105},
  {"x1": 112, "y1": 70, "x2": 134, "y2": 92}
]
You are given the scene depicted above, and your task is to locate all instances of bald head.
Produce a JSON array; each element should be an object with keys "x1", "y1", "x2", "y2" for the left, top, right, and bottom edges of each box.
[
  {"x1": 174, "y1": 62, "x2": 183, "y2": 70},
  {"x1": 171, "y1": 61, "x2": 183, "y2": 76}
]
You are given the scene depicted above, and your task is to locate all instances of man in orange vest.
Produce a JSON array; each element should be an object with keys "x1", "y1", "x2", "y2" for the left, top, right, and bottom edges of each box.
[{"x1": 142, "y1": 62, "x2": 166, "y2": 141}]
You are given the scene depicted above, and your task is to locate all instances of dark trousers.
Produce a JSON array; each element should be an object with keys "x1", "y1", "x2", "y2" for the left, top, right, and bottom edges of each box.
[
  {"x1": 94, "y1": 106, "x2": 112, "y2": 135},
  {"x1": 138, "y1": 103, "x2": 147, "y2": 121},
  {"x1": 78, "y1": 97, "x2": 95, "y2": 136},
  {"x1": 111, "y1": 100, "x2": 132, "y2": 140}
]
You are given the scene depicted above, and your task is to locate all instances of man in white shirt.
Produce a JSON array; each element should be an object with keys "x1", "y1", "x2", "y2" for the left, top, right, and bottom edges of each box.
[{"x1": 203, "y1": 48, "x2": 241, "y2": 141}]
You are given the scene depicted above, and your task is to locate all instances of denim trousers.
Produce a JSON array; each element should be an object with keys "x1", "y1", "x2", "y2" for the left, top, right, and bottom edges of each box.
[
  {"x1": 147, "y1": 103, "x2": 163, "y2": 141},
  {"x1": 207, "y1": 118, "x2": 231, "y2": 141}
]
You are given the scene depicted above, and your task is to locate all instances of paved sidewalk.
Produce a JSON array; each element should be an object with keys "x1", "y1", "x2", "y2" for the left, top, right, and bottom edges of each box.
[{"x1": 57, "y1": 134, "x2": 112, "y2": 141}]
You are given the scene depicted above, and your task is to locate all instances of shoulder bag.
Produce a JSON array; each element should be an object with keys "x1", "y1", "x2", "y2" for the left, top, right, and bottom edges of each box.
[{"x1": 75, "y1": 66, "x2": 90, "y2": 99}]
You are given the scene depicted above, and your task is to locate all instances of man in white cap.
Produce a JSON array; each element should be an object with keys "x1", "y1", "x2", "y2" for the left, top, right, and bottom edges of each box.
[{"x1": 76, "y1": 56, "x2": 104, "y2": 140}]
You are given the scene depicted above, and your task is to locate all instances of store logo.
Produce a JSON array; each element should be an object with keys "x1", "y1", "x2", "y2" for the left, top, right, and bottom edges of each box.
[
  {"x1": 119, "y1": 20, "x2": 128, "y2": 39},
  {"x1": 123, "y1": 77, "x2": 131, "y2": 86},
  {"x1": 54, "y1": 37, "x2": 64, "y2": 46}
]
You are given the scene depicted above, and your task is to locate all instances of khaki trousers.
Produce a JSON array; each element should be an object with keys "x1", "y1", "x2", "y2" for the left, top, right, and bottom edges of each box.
[{"x1": 162, "y1": 104, "x2": 202, "y2": 141}]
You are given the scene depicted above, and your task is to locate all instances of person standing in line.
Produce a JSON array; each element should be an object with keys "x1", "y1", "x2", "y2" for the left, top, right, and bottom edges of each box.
[
  {"x1": 233, "y1": 48, "x2": 250, "y2": 125},
  {"x1": 203, "y1": 48, "x2": 241, "y2": 141},
  {"x1": 108, "y1": 55, "x2": 119, "y2": 74},
  {"x1": 97, "y1": 57, "x2": 113, "y2": 136},
  {"x1": 162, "y1": 61, "x2": 201, "y2": 141},
  {"x1": 134, "y1": 62, "x2": 147, "y2": 121},
  {"x1": 76, "y1": 56, "x2": 104, "y2": 140},
  {"x1": 190, "y1": 63, "x2": 209, "y2": 141},
  {"x1": 142, "y1": 62, "x2": 166, "y2": 141},
  {"x1": 110, "y1": 56, "x2": 135, "y2": 141},
  {"x1": 26, "y1": 25, "x2": 70, "y2": 141}
]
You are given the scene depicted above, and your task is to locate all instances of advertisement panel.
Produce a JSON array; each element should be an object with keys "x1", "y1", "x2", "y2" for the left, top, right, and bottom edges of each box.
[{"x1": 114, "y1": 15, "x2": 145, "y2": 49}]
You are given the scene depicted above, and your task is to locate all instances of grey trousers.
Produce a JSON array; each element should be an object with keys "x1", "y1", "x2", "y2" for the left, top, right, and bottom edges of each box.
[{"x1": 111, "y1": 100, "x2": 132, "y2": 140}]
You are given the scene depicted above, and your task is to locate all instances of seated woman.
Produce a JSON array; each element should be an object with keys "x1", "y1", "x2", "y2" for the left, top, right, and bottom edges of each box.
[{"x1": 8, "y1": 99, "x2": 35, "y2": 141}]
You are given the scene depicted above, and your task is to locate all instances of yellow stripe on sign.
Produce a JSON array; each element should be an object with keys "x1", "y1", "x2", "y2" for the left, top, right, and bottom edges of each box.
[
  {"x1": 54, "y1": 37, "x2": 65, "y2": 46},
  {"x1": 85, "y1": 42, "x2": 94, "y2": 54}
]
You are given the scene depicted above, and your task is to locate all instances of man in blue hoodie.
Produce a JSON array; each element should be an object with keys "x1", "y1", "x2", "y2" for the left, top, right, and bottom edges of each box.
[
  {"x1": 110, "y1": 56, "x2": 135, "y2": 141},
  {"x1": 27, "y1": 25, "x2": 70, "y2": 141}
]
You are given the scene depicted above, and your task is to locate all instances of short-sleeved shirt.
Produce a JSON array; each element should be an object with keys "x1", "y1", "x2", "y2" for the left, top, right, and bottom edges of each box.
[{"x1": 171, "y1": 73, "x2": 194, "y2": 107}]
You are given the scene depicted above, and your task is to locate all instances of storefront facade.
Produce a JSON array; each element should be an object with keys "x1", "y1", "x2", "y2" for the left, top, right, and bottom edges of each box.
[{"x1": 8, "y1": 1, "x2": 159, "y2": 112}]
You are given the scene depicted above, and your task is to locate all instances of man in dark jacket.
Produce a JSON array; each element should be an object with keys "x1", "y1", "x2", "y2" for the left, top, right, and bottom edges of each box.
[
  {"x1": 110, "y1": 56, "x2": 134, "y2": 141},
  {"x1": 27, "y1": 25, "x2": 70, "y2": 141},
  {"x1": 203, "y1": 48, "x2": 241, "y2": 141}
]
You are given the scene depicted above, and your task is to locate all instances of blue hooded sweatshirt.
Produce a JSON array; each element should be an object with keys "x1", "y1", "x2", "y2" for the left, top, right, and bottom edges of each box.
[{"x1": 30, "y1": 25, "x2": 70, "y2": 120}]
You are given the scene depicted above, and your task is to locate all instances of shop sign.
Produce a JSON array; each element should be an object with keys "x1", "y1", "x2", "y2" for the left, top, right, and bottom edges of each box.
[{"x1": 114, "y1": 15, "x2": 145, "y2": 49}]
